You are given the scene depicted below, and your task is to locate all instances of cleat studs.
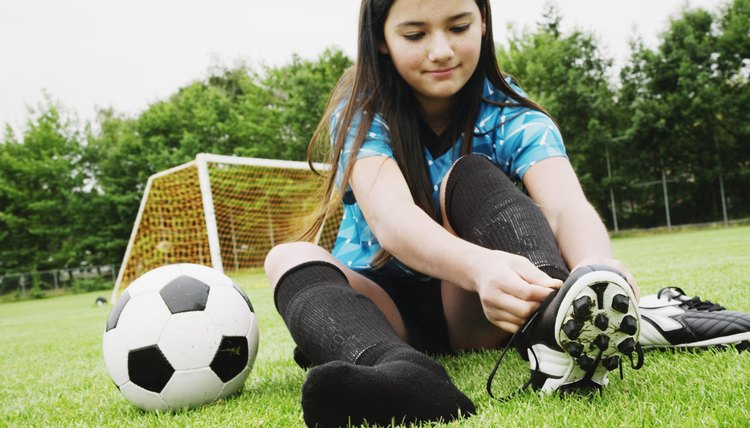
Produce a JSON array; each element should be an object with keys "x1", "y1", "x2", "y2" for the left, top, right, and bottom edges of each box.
[
  {"x1": 612, "y1": 294, "x2": 630, "y2": 313},
  {"x1": 564, "y1": 341, "x2": 584, "y2": 358},
  {"x1": 619, "y1": 315, "x2": 638, "y2": 336},
  {"x1": 594, "y1": 314, "x2": 609, "y2": 331},
  {"x1": 573, "y1": 296, "x2": 593, "y2": 318},
  {"x1": 603, "y1": 355, "x2": 620, "y2": 371},
  {"x1": 593, "y1": 334, "x2": 610, "y2": 351},
  {"x1": 577, "y1": 355, "x2": 595, "y2": 371},
  {"x1": 563, "y1": 319, "x2": 582, "y2": 340},
  {"x1": 618, "y1": 337, "x2": 636, "y2": 355}
]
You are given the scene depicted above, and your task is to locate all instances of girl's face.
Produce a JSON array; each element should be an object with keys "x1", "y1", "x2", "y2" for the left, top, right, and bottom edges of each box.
[{"x1": 379, "y1": 0, "x2": 485, "y2": 112}]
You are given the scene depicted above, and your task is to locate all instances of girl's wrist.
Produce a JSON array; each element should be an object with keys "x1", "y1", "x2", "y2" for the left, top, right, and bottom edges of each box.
[{"x1": 455, "y1": 245, "x2": 489, "y2": 293}]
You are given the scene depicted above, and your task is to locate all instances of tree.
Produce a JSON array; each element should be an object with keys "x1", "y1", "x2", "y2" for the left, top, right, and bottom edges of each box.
[
  {"x1": 618, "y1": 0, "x2": 750, "y2": 225},
  {"x1": 496, "y1": 5, "x2": 622, "y2": 226},
  {"x1": 83, "y1": 109, "x2": 147, "y2": 265},
  {"x1": 254, "y1": 48, "x2": 353, "y2": 161},
  {"x1": 0, "y1": 103, "x2": 88, "y2": 274},
  {"x1": 85, "y1": 48, "x2": 353, "y2": 269},
  {"x1": 714, "y1": 0, "x2": 750, "y2": 214}
]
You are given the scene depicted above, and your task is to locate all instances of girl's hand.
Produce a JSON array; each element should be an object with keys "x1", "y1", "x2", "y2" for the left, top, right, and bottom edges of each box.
[
  {"x1": 571, "y1": 256, "x2": 640, "y2": 301},
  {"x1": 470, "y1": 250, "x2": 562, "y2": 333}
]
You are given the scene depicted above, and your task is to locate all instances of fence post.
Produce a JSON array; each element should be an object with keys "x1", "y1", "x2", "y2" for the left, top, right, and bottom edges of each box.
[
  {"x1": 660, "y1": 159, "x2": 672, "y2": 230},
  {"x1": 605, "y1": 141, "x2": 619, "y2": 233}
]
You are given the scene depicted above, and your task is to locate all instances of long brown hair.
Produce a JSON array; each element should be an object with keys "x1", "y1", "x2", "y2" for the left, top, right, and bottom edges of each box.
[{"x1": 301, "y1": 0, "x2": 551, "y2": 267}]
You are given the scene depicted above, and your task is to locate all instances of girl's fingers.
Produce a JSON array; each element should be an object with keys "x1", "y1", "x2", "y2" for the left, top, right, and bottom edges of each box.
[
  {"x1": 501, "y1": 274, "x2": 558, "y2": 303},
  {"x1": 498, "y1": 321, "x2": 520, "y2": 334},
  {"x1": 482, "y1": 291, "x2": 541, "y2": 321},
  {"x1": 517, "y1": 262, "x2": 563, "y2": 289}
]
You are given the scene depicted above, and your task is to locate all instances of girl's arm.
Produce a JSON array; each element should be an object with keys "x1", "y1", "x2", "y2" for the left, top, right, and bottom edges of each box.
[
  {"x1": 350, "y1": 155, "x2": 561, "y2": 332},
  {"x1": 523, "y1": 157, "x2": 639, "y2": 297}
]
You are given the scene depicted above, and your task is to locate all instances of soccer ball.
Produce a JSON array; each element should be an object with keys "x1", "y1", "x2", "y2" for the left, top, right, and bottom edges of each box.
[{"x1": 102, "y1": 264, "x2": 259, "y2": 410}]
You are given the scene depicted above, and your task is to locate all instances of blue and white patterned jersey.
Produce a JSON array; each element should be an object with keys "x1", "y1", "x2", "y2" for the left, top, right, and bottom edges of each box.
[{"x1": 330, "y1": 78, "x2": 567, "y2": 279}]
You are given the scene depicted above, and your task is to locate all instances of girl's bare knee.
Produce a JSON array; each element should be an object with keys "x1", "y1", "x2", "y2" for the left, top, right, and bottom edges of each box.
[{"x1": 264, "y1": 242, "x2": 330, "y2": 289}]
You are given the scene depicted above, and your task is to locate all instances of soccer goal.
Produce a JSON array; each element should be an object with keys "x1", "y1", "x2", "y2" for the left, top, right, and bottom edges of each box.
[{"x1": 111, "y1": 153, "x2": 341, "y2": 302}]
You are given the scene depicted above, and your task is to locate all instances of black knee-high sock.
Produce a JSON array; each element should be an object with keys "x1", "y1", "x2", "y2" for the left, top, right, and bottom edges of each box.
[
  {"x1": 444, "y1": 155, "x2": 569, "y2": 281},
  {"x1": 274, "y1": 261, "x2": 475, "y2": 427}
]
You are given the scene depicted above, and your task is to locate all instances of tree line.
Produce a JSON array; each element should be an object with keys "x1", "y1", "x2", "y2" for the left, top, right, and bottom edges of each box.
[{"x1": 1, "y1": 0, "x2": 748, "y2": 278}]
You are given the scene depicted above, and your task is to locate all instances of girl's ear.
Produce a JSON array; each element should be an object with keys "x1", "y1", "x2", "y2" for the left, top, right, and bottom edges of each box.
[{"x1": 377, "y1": 41, "x2": 389, "y2": 55}]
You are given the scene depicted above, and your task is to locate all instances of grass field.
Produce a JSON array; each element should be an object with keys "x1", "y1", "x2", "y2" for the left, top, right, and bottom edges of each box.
[{"x1": 1, "y1": 226, "x2": 749, "y2": 427}]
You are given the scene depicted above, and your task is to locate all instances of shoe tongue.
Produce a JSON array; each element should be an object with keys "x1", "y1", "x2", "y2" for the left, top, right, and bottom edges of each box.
[{"x1": 658, "y1": 287, "x2": 686, "y2": 301}]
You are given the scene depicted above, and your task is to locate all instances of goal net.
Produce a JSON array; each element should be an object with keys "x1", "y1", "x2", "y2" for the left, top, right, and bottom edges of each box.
[{"x1": 111, "y1": 153, "x2": 342, "y2": 301}]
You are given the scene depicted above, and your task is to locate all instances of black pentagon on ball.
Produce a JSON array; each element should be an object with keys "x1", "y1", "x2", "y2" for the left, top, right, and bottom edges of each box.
[
  {"x1": 210, "y1": 336, "x2": 249, "y2": 382},
  {"x1": 128, "y1": 345, "x2": 175, "y2": 393},
  {"x1": 232, "y1": 283, "x2": 254, "y2": 312},
  {"x1": 160, "y1": 276, "x2": 210, "y2": 314},
  {"x1": 106, "y1": 290, "x2": 131, "y2": 331}
]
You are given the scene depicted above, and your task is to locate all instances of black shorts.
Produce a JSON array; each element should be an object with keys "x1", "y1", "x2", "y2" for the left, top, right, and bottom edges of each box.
[{"x1": 361, "y1": 272, "x2": 452, "y2": 355}]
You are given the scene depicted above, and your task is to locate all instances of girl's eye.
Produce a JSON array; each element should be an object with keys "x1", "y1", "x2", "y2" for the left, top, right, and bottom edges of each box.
[
  {"x1": 404, "y1": 33, "x2": 425, "y2": 41},
  {"x1": 451, "y1": 24, "x2": 470, "y2": 34}
]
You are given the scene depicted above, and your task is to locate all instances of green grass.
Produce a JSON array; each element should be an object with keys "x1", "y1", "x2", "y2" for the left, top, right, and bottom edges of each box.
[{"x1": 1, "y1": 226, "x2": 749, "y2": 427}]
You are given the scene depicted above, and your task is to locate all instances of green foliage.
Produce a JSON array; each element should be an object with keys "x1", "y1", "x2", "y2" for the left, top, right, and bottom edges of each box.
[
  {"x1": 617, "y1": 0, "x2": 750, "y2": 226},
  {"x1": 497, "y1": 4, "x2": 622, "y2": 222},
  {"x1": 30, "y1": 272, "x2": 46, "y2": 299},
  {"x1": 79, "y1": 48, "x2": 351, "y2": 268},
  {"x1": 71, "y1": 277, "x2": 112, "y2": 294},
  {"x1": 1, "y1": 1, "x2": 748, "y2": 275},
  {"x1": 254, "y1": 49, "x2": 352, "y2": 161},
  {"x1": 498, "y1": 0, "x2": 749, "y2": 229},
  {"x1": 0, "y1": 102, "x2": 88, "y2": 273}
]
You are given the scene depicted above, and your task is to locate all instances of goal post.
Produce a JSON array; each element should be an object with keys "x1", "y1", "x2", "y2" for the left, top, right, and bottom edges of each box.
[{"x1": 111, "y1": 153, "x2": 341, "y2": 302}]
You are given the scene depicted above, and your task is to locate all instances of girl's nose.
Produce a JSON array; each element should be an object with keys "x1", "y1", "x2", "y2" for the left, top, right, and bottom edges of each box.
[{"x1": 428, "y1": 32, "x2": 454, "y2": 63}]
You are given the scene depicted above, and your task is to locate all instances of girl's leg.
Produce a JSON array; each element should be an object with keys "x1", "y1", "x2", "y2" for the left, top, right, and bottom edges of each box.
[
  {"x1": 265, "y1": 242, "x2": 408, "y2": 342},
  {"x1": 438, "y1": 154, "x2": 569, "y2": 350},
  {"x1": 265, "y1": 242, "x2": 475, "y2": 427},
  {"x1": 440, "y1": 156, "x2": 644, "y2": 392}
]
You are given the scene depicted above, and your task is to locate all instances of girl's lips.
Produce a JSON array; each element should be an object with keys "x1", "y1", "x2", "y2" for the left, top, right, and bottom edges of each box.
[{"x1": 427, "y1": 66, "x2": 458, "y2": 77}]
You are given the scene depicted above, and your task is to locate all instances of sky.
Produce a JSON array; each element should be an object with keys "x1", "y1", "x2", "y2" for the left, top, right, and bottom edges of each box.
[{"x1": 0, "y1": 0, "x2": 722, "y2": 132}]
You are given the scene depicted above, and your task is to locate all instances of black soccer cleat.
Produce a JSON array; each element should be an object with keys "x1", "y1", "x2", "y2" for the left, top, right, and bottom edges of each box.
[
  {"x1": 522, "y1": 265, "x2": 644, "y2": 394},
  {"x1": 639, "y1": 287, "x2": 750, "y2": 349}
]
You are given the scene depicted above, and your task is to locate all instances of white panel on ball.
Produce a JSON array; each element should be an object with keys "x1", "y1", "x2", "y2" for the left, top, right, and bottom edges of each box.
[
  {"x1": 178, "y1": 263, "x2": 234, "y2": 287},
  {"x1": 158, "y1": 312, "x2": 221, "y2": 370},
  {"x1": 246, "y1": 319, "x2": 260, "y2": 370},
  {"x1": 161, "y1": 367, "x2": 224, "y2": 409},
  {"x1": 102, "y1": 330, "x2": 130, "y2": 387},
  {"x1": 120, "y1": 382, "x2": 169, "y2": 411},
  {"x1": 205, "y1": 286, "x2": 254, "y2": 336},
  {"x1": 116, "y1": 293, "x2": 171, "y2": 350},
  {"x1": 126, "y1": 265, "x2": 182, "y2": 297}
]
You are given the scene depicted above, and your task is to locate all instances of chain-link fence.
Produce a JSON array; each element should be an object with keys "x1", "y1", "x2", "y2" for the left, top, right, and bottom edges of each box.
[{"x1": 0, "y1": 264, "x2": 118, "y2": 298}]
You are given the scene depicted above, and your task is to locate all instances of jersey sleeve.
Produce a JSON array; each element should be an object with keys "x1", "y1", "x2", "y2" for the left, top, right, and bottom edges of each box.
[
  {"x1": 331, "y1": 109, "x2": 393, "y2": 190},
  {"x1": 499, "y1": 109, "x2": 567, "y2": 181}
]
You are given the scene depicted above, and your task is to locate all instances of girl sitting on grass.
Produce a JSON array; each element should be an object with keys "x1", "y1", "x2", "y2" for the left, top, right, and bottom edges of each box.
[{"x1": 264, "y1": 0, "x2": 642, "y2": 426}]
